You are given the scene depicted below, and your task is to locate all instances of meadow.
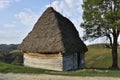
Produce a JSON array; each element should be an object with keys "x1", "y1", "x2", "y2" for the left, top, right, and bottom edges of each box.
[{"x1": 0, "y1": 44, "x2": 120, "y2": 77}]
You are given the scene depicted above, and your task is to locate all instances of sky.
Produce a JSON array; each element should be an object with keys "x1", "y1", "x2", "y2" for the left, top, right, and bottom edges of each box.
[{"x1": 0, "y1": 0, "x2": 108, "y2": 45}]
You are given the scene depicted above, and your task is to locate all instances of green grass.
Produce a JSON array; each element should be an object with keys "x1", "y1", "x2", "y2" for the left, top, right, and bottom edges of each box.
[
  {"x1": 0, "y1": 43, "x2": 120, "y2": 77},
  {"x1": 0, "y1": 61, "x2": 48, "y2": 73},
  {"x1": 1, "y1": 61, "x2": 120, "y2": 77},
  {"x1": 85, "y1": 44, "x2": 120, "y2": 68}
]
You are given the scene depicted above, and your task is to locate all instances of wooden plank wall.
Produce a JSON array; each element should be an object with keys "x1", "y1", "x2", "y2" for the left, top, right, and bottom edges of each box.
[
  {"x1": 63, "y1": 53, "x2": 78, "y2": 71},
  {"x1": 79, "y1": 53, "x2": 85, "y2": 68},
  {"x1": 24, "y1": 53, "x2": 63, "y2": 71},
  {"x1": 24, "y1": 52, "x2": 85, "y2": 71}
]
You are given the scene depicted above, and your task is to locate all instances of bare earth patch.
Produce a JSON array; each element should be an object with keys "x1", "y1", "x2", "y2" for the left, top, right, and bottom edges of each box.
[{"x1": 0, "y1": 73, "x2": 120, "y2": 80}]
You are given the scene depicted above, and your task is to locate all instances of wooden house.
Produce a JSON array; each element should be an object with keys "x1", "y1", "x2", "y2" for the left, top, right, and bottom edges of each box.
[{"x1": 18, "y1": 7, "x2": 88, "y2": 71}]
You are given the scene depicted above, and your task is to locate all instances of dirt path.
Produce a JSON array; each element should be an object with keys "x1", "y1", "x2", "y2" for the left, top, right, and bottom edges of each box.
[{"x1": 0, "y1": 73, "x2": 120, "y2": 80}]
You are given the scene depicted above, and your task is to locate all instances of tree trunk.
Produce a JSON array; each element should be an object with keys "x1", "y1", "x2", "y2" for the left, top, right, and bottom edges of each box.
[
  {"x1": 106, "y1": 34, "x2": 112, "y2": 48},
  {"x1": 111, "y1": 29, "x2": 119, "y2": 69},
  {"x1": 111, "y1": 43, "x2": 118, "y2": 69}
]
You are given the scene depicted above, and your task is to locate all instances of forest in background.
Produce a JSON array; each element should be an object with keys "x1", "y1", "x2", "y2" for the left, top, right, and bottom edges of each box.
[{"x1": 0, "y1": 44, "x2": 23, "y2": 65}]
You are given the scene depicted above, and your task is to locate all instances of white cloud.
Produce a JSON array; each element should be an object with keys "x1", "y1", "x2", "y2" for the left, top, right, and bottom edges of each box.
[
  {"x1": 85, "y1": 37, "x2": 108, "y2": 46},
  {"x1": 15, "y1": 9, "x2": 39, "y2": 26},
  {"x1": 46, "y1": 0, "x2": 83, "y2": 36},
  {"x1": 0, "y1": 0, "x2": 21, "y2": 9},
  {"x1": 0, "y1": 30, "x2": 25, "y2": 44},
  {"x1": 3, "y1": 23, "x2": 15, "y2": 28},
  {"x1": 0, "y1": 0, "x2": 11, "y2": 9},
  {"x1": 65, "y1": 0, "x2": 75, "y2": 8}
]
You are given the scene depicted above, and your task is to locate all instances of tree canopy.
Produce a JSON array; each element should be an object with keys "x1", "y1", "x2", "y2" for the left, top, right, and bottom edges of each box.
[{"x1": 81, "y1": 0, "x2": 120, "y2": 68}]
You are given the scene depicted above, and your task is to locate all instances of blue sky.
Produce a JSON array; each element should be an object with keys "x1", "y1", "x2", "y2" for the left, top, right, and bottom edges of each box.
[
  {"x1": 0, "y1": 0, "x2": 109, "y2": 45},
  {"x1": 0, "y1": 0, "x2": 86, "y2": 44},
  {"x1": 0, "y1": 0, "x2": 49, "y2": 44}
]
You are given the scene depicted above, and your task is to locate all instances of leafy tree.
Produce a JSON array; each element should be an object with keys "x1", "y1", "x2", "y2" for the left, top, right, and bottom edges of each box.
[{"x1": 81, "y1": 0, "x2": 120, "y2": 69}]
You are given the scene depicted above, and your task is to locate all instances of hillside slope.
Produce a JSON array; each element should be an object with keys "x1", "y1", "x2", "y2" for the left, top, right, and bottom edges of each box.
[
  {"x1": 85, "y1": 44, "x2": 120, "y2": 68},
  {"x1": 0, "y1": 43, "x2": 120, "y2": 69},
  {"x1": 0, "y1": 44, "x2": 23, "y2": 65}
]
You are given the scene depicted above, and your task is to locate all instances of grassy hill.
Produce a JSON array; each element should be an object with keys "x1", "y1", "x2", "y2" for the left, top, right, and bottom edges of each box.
[
  {"x1": 85, "y1": 44, "x2": 120, "y2": 69},
  {"x1": 0, "y1": 44, "x2": 23, "y2": 65},
  {"x1": 0, "y1": 44, "x2": 120, "y2": 77},
  {"x1": 0, "y1": 43, "x2": 120, "y2": 69}
]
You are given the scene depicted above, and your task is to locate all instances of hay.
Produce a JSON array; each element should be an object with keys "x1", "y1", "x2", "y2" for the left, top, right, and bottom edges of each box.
[{"x1": 18, "y1": 7, "x2": 88, "y2": 54}]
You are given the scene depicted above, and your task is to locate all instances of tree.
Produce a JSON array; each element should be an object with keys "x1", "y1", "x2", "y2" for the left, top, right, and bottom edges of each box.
[{"x1": 81, "y1": 0, "x2": 120, "y2": 69}]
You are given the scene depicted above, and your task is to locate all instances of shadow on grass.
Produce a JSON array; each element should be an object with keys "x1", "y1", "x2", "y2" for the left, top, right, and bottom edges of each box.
[{"x1": 85, "y1": 67, "x2": 120, "y2": 71}]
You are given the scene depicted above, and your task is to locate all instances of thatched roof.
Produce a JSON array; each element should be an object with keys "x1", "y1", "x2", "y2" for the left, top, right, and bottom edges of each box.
[{"x1": 18, "y1": 7, "x2": 88, "y2": 54}]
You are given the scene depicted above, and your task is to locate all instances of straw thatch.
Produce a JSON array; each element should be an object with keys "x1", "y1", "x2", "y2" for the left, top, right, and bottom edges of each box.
[{"x1": 18, "y1": 7, "x2": 88, "y2": 54}]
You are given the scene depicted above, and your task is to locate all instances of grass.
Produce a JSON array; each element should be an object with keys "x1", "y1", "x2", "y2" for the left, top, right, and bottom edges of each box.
[
  {"x1": 0, "y1": 43, "x2": 120, "y2": 77},
  {"x1": 1, "y1": 61, "x2": 120, "y2": 77},
  {"x1": 0, "y1": 61, "x2": 47, "y2": 73},
  {"x1": 85, "y1": 44, "x2": 120, "y2": 68}
]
